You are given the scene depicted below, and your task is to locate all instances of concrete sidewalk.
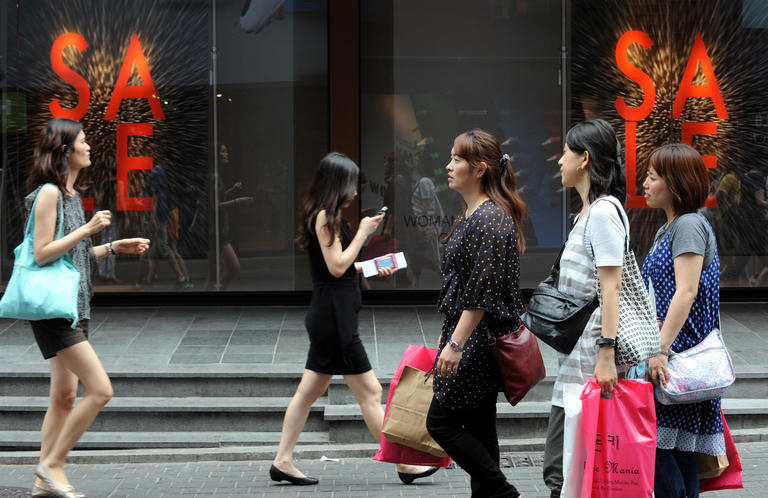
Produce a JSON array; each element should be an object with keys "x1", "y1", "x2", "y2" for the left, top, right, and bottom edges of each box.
[
  {"x1": 1, "y1": 303, "x2": 766, "y2": 376},
  {"x1": 0, "y1": 303, "x2": 766, "y2": 496},
  {"x1": 0, "y1": 443, "x2": 764, "y2": 497}
]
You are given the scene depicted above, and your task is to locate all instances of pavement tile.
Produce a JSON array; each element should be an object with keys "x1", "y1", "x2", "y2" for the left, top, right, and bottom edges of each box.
[
  {"x1": 221, "y1": 353, "x2": 274, "y2": 363},
  {"x1": 169, "y1": 353, "x2": 222, "y2": 364}
]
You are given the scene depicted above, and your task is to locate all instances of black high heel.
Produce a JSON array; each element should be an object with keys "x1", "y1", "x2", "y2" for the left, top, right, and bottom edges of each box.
[
  {"x1": 269, "y1": 464, "x2": 319, "y2": 485},
  {"x1": 397, "y1": 466, "x2": 440, "y2": 484}
]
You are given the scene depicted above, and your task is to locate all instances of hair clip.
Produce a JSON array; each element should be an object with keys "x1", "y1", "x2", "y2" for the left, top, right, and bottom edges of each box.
[{"x1": 499, "y1": 153, "x2": 510, "y2": 169}]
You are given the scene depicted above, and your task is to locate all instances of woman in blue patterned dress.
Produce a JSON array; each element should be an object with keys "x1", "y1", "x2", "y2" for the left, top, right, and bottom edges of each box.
[
  {"x1": 642, "y1": 143, "x2": 725, "y2": 497},
  {"x1": 426, "y1": 129, "x2": 527, "y2": 497}
]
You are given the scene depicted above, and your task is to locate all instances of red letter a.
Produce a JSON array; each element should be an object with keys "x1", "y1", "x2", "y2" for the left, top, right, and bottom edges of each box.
[
  {"x1": 105, "y1": 32, "x2": 165, "y2": 121},
  {"x1": 672, "y1": 32, "x2": 728, "y2": 120}
]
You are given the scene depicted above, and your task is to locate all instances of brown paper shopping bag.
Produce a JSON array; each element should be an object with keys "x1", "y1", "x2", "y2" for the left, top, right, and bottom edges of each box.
[
  {"x1": 382, "y1": 366, "x2": 447, "y2": 457},
  {"x1": 697, "y1": 453, "x2": 729, "y2": 479}
]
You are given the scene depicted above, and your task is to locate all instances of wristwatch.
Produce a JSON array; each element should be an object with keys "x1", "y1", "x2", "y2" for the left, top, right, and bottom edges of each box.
[
  {"x1": 448, "y1": 339, "x2": 465, "y2": 353},
  {"x1": 596, "y1": 337, "x2": 616, "y2": 348}
]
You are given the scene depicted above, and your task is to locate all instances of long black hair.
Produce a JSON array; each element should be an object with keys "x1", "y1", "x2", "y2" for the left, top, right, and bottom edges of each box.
[
  {"x1": 565, "y1": 119, "x2": 626, "y2": 204},
  {"x1": 296, "y1": 152, "x2": 359, "y2": 250},
  {"x1": 27, "y1": 118, "x2": 83, "y2": 194}
]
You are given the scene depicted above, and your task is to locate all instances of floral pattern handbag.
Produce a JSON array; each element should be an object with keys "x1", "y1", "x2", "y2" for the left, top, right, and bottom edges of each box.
[{"x1": 655, "y1": 328, "x2": 735, "y2": 405}]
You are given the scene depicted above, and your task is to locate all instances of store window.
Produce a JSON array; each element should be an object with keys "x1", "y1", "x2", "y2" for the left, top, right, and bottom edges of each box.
[
  {"x1": 569, "y1": 0, "x2": 768, "y2": 288},
  {"x1": 1, "y1": 0, "x2": 328, "y2": 293},
  {"x1": 360, "y1": 0, "x2": 564, "y2": 289}
]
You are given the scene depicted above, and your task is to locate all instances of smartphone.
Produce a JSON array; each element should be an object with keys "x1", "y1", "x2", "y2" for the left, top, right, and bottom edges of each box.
[
  {"x1": 374, "y1": 253, "x2": 397, "y2": 271},
  {"x1": 377, "y1": 206, "x2": 389, "y2": 215}
]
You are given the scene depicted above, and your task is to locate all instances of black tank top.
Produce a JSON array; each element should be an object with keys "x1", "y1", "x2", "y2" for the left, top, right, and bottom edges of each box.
[{"x1": 308, "y1": 215, "x2": 357, "y2": 285}]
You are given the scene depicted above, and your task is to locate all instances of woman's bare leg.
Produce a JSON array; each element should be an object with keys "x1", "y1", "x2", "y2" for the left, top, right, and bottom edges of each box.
[
  {"x1": 40, "y1": 342, "x2": 112, "y2": 487},
  {"x1": 273, "y1": 369, "x2": 332, "y2": 477},
  {"x1": 36, "y1": 357, "x2": 79, "y2": 487}
]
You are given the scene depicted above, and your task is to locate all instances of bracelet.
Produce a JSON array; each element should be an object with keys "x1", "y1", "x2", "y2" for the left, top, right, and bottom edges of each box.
[
  {"x1": 448, "y1": 339, "x2": 465, "y2": 353},
  {"x1": 106, "y1": 242, "x2": 115, "y2": 256},
  {"x1": 656, "y1": 349, "x2": 672, "y2": 357},
  {"x1": 596, "y1": 337, "x2": 616, "y2": 348}
]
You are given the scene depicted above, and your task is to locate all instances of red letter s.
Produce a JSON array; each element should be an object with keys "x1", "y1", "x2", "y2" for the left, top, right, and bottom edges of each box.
[
  {"x1": 614, "y1": 30, "x2": 656, "y2": 122},
  {"x1": 49, "y1": 33, "x2": 90, "y2": 120}
]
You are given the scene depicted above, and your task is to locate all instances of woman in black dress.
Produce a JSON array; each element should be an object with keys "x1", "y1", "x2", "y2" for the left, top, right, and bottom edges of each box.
[
  {"x1": 270, "y1": 152, "x2": 437, "y2": 485},
  {"x1": 427, "y1": 130, "x2": 527, "y2": 497}
]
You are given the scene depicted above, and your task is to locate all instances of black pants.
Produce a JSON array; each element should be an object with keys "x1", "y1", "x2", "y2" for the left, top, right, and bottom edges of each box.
[
  {"x1": 426, "y1": 393, "x2": 519, "y2": 498},
  {"x1": 655, "y1": 449, "x2": 700, "y2": 498},
  {"x1": 542, "y1": 405, "x2": 565, "y2": 498}
]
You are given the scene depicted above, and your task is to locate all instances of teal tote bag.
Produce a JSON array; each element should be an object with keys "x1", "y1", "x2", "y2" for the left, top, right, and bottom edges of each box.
[{"x1": 0, "y1": 185, "x2": 80, "y2": 327}]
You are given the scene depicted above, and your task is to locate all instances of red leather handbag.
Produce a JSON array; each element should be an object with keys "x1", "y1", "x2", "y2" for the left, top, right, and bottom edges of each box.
[{"x1": 489, "y1": 323, "x2": 546, "y2": 406}]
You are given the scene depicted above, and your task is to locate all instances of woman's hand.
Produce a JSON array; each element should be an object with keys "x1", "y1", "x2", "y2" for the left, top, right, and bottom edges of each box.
[
  {"x1": 113, "y1": 238, "x2": 151, "y2": 255},
  {"x1": 358, "y1": 213, "x2": 385, "y2": 238},
  {"x1": 377, "y1": 267, "x2": 396, "y2": 277},
  {"x1": 85, "y1": 210, "x2": 111, "y2": 235},
  {"x1": 436, "y1": 344, "x2": 461, "y2": 378},
  {"x1": 594, "y1": 352, "x2": 618, "y2": 393},
  {"x1": 649, "y1": 353, "x2": 670, "y2": 387}
]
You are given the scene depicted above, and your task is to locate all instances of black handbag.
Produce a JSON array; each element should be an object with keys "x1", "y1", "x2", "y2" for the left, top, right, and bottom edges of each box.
[{"x1": 520, "y1": 244, "x2": 599, "y2": 354}]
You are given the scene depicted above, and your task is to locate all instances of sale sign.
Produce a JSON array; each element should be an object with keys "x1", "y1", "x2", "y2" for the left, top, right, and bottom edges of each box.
[
  {"x1": 49, "y1": 31, "x2": 165, "y2": 211},
  {"x1": 615, "y1": 30, "x2": 728, "y2": 209}
]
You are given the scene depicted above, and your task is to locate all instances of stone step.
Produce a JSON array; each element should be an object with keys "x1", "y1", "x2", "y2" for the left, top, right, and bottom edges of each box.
[
  {"x1": 2, "y1": 367, "x2": 764, "y2": 399},
  {"x1": 328, "y1": 376, "x2": 556, "y2": 404},
  {"x1": 1, "y1": 433, "x2": 766, "y2": 465},
  {"x1": 325, "y1": 398, "x2": 768, "y2": 442},
  {"x1": 0, "y1": 371, "x2": 304, "y2": 398},
  {"x1": 0, "y1": 396, "x2": 328, "y2": 433},
  {"x1": 0, "y1": 440, "x2": 539, "y2": 465},
  {"x1": 0, "y1": 431, "x2": 329, "y2": 450},
  {"x1": 3, "y1": 393, "x2": 767, "y2": 444}
]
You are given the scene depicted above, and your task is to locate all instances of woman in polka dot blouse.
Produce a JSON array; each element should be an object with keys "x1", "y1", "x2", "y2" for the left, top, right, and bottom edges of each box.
[
  {"x1": 642, "y1": 144, "x2": 725, "y2": 497},
  {"x1": 425, "y1": 129, "x2": 527, "y2": 497}
]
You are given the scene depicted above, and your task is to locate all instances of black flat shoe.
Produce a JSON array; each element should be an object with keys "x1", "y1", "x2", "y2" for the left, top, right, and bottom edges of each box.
[
  {"x1": 269, "y1": 465, "x2": 319, "y2": 485},
  {"x1": 397, "y1": 466, "x2": 440, "y2": 484}
]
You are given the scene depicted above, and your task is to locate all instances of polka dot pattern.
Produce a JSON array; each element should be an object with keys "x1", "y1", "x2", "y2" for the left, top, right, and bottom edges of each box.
[
  {"x1": 641, "y1": 213, "x2": 725, "y2": 453},
  {"x1": 433, "y1": 200, "x2": 524, "y2": 410}
]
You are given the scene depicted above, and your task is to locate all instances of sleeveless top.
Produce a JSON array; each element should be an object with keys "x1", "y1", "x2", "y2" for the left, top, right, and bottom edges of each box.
[
  {"x1": 307, "y1": 215, "x2": 357, "y2": 285},
  {"x1": 24, "y1": 185, "x2": 94, "y2": 321},
  {"x1": 642, "y1": 213, "x2": 725, "y2": 455}
]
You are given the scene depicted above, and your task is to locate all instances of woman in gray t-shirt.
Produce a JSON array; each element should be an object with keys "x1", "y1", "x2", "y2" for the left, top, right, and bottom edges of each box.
[
  {"x1": 27, "y1": 118, "x2": 149, "y2": 498},
  {"x1": 642, "y1": 143, "x2": 725, "y2": 498}
]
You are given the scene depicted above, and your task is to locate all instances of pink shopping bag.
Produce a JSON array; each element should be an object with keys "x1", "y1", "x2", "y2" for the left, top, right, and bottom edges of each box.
[
  {"x1": 581, "y1": 379, "x2": 657, "y2": 498},
  {"x1": 700, "y1": 410, "x2": 743, "y2": 492},
  {"x1": 373, "y1": 344, "x2": 452, "y2": 467}
]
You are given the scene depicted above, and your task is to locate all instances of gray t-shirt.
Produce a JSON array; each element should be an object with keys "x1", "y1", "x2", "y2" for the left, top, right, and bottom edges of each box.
[
  {"x1": 658, "y1": 212, "x2": 717, "y2": 268},
  {"x1": 25, "y1": 185, "x2": 94, "y2": 321}
]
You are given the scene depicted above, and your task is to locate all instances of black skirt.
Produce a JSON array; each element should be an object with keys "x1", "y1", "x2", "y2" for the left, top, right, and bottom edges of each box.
[{"x1": 304, "y1": 281, "x2": 371, "y2": 375}]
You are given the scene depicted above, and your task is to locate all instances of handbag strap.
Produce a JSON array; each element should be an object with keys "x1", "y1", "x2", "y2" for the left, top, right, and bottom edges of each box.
[
  {"x1": 584, "y1": 196, "x2": 630, "y2": 257},
  {"x1": 26, "y1": 184, "x2": 66, "y2": 240}
]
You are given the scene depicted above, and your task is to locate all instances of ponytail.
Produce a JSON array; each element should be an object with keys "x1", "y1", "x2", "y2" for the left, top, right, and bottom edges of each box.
[{"x1": 444, "y1": 129, "x2": 527, "y2": 252}]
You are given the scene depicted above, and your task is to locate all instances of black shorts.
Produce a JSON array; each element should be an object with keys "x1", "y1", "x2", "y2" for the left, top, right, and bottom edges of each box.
[{"x1": 30, "y1": 318, "x2": 89, "y2": 360}]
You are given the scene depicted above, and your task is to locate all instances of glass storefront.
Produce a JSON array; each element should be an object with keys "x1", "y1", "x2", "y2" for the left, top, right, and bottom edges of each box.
[
  {"x1": 2, "y1": 0, "x2": 767, "y2": 297},
  {"x1": 568, "y1": 0, "x2": 768, "y2": 288}
]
